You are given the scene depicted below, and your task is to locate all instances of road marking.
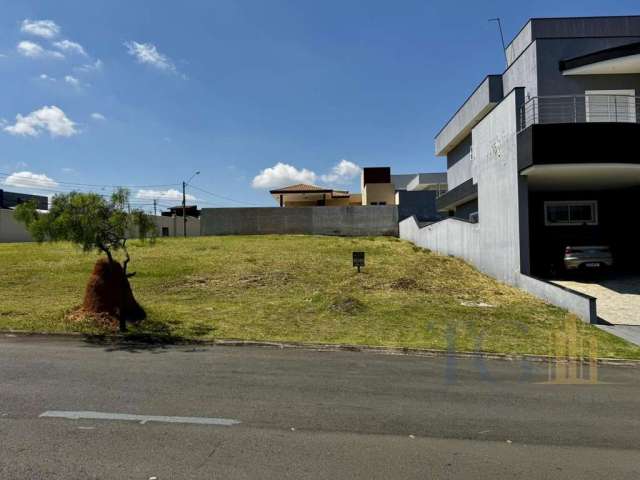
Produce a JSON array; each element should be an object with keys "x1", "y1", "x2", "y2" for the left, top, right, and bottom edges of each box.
[{"x1": 39, "y1": 410, "x2": 241, "y2": 426}]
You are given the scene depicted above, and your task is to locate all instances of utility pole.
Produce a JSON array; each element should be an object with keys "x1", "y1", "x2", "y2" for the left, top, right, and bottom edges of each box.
[
  {"x1": 153, "y1": 199, "x2": 157, "y2": 216},
  {"x1": 182, "y1": 180, "x2": 187, "y2": 238},
  {"x1": 182, "y1": 171, "x2": 200, "y2": 238}
]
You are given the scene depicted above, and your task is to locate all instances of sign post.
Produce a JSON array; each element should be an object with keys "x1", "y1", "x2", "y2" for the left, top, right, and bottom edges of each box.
[{"x1": 352, "y1": 251, "x2": 365, "y2": 273}]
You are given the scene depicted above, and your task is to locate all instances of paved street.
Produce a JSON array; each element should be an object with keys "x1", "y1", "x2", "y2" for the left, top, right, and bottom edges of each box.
[{"x1": 1, "y1": 335, "x2": 639, "y2": 479}]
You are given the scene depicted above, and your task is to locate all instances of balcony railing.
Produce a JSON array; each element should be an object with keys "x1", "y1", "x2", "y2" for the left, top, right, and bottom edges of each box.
[{"x1": 519, "y1": 95, "x2": 640, "y2": 131}]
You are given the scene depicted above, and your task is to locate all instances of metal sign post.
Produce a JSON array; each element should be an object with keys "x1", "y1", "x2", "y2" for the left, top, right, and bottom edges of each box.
[{"x1": 352, "y1": 252, "x2": 365, "y2": 273}]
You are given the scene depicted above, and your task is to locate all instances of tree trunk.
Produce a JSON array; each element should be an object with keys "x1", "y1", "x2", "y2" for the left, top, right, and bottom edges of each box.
[{"x1": 82, "y1": 258, "x2": 146, "y2": 331}]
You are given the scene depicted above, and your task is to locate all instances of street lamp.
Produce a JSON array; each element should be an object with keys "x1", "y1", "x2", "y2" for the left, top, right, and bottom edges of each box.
[{"x1": 183, "y1": 171, "x2": 200, "y2": 238}]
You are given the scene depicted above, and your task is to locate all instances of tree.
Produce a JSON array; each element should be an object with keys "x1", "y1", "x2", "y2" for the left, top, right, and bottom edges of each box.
[{"x1": 15, "y1": 188, "x2": 156, "y2": 332}]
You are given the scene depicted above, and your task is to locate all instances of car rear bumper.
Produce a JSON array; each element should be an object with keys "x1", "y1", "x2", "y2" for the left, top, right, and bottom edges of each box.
[{"x1": 564, "y1": 258, "x2": 613, "y2": 270}]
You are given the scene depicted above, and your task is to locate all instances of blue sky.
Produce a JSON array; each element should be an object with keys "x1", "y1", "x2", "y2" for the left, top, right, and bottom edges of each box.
[{"x1": 1, "y1": 1, "x2": 638, "y2": 209}]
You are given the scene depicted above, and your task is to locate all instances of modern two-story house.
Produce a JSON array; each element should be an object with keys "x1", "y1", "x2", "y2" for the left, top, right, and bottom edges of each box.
[{"x1": 400, "y1": 16, "x2": 640, "y2": 323}]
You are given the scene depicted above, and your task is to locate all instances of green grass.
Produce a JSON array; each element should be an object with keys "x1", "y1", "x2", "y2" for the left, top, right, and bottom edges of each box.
[{"x1": 1, "y1": 235, "x2": 639, "y2": 359}]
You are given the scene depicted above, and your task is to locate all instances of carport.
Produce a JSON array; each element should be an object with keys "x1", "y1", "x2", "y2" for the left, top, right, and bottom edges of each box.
[{"x1": 522, "y1": 164, "x2": 640, "y2": 277}]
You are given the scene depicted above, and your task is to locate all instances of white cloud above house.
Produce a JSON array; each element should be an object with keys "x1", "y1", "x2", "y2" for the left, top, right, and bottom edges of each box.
[
  {"x1": 136, "y1": 189, "x2": 196, "y2": 202},
  {"x1": 124, "y1": 41, "x2": 177, "y2": 73},
  {"x1": 252, "y1": 162, "x2": 318, "y2": 189},
  {"x1": 17, "y1": 40, "x2": 64, "y2": 59},
  {"x1": 3, "y1": 106, "x2": 78, "y2": 138},
  {"x1": 39, "y1": 73, "x2": 56, "y2": 81},
  {"x1": 53, "y1": 39, "x2": 87, "y2": 56},
  {"x1": 252, "y1": 160, "x2": 362, "y2": 189},
  {"x1": 90, "y1": 112, "x2": 106, "y2": 121},
  {"x1": 320, "y1": 159, "x2": 362, "y2": 184},
  {"x1": 20, "y1": 19, "x2": 60, "y2": 39},
  {"x1": 3, "y1": 171, "x2": 58, "y2": 189}
]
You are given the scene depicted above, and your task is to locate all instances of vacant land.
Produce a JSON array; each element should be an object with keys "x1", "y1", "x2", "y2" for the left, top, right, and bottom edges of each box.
[{"x1": 1, "y1": 236, "x2": 638, "y2": 358}]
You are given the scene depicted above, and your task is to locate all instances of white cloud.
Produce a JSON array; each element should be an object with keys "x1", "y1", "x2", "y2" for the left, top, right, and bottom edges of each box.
[
  {"x1": 53, "y1": 39, "x2": 87, "y2": 56},
  {"x1": 136, "y1": 189, "x2": 195, "y2": 202},
  {"x1": 124, "y1": 41, "x2": 176, "y2": 72},
  {"x1": 90, "y1": 112, "x2": 106, "y2": 121},
  {"x1": 39, "y1": 73, "x2": 56, "y2": 81},
  {"x1": 20, "y1": 19, "x2": 60, "y2": 39},
  {"x1": 64, "y1": 75, "x2": 80, "y2": 87},
  {"x1": 252, "y1": 160, "x2": 362, "y2": 189},
  {"x1": 252, "y1": 162, "x2": 317, "y2": 189},
  {"x1": 61, "y1": 167, "x2": 75, "y2": 173},
  {"x1": 4, "y1": 171, "x2": 58, "y2": 189},
  {"x1": 75, "y1": 59, "x2": 103, "y2": 73},
  {"x1": 4, "y1": 106, "x2": 78, "y2": 138},
  {"x1": 17, "y1": 40, "x2": 64, "y2": 59},
  {"x1": 320, "y1": 159, "x2": 362, "y2": 184}
]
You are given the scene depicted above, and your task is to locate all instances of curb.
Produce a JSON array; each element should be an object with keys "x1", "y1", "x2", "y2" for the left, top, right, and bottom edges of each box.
[{"x1": 2, "y1": 330, "x2": 640, "y2": 366}]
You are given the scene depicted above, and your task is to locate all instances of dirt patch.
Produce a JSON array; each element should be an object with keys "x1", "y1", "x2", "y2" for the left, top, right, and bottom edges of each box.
[
  {"x1": 389, "y1": 277, "x2": 420, "y2": 290},
  {"x1": 170, "y1": 270, "x2": 294, "y2": 291},
  {"x1": 66, "y1": 307, "x2": 120, "y2": 332},
  {"x1": 329, "y1": 296, "x2": 366, "y2": 314},
  {"x1": 237, "y1": 271, "x2": 292, "y2": 287}
]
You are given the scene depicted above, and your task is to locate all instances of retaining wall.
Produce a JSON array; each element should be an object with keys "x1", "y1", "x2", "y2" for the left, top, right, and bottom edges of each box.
[
  {"x1": 399, "y1": 216, "x2": 597, "y2": 323},
  {"x1": 201, "y1": 206, "x2": 399, "y2": 237}
]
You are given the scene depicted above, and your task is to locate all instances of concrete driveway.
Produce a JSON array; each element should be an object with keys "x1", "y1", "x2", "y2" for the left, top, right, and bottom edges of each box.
[{"x1": 554, "y1": 274, "x2": 640, "y2": 325}]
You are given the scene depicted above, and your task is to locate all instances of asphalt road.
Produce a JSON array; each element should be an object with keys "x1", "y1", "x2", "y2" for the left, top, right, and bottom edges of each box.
[{"x1": 1, "y1": 335, "x2": 639, "y2": 479}]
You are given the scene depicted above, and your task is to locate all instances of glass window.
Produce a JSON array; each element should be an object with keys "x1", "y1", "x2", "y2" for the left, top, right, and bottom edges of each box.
[{"x1": 544, "y1": 201, "x2": 597, "y2": 226}]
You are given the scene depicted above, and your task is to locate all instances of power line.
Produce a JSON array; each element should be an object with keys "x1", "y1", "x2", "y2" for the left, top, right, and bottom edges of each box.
[{"x1": 188, "y1": 183, "x2": 261, "y2": 206}]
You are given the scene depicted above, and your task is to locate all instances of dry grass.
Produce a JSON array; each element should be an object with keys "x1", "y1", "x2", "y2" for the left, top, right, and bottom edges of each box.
[{"x1": 1, "y1": 235, "x2": 639, "y2": 359}]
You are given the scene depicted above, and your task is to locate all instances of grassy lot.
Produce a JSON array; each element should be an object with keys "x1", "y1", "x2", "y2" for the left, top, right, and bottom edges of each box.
[{"x1": 1, "y1": 235, "x2": 639, "y2": 358}]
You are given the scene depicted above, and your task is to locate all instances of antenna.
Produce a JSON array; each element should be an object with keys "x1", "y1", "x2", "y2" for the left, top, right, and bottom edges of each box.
[{"x1": 488, "y1": 18, "x2": 508, "y2": 67}]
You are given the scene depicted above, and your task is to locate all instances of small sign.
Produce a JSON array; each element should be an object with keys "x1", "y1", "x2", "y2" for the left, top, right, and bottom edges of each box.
[{"x1": 353, "y1": 251, "x2": 365, "y2": 272}]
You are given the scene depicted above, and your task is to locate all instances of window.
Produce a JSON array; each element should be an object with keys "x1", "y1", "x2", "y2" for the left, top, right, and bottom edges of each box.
[
  {"x1": 585, "y1": 90, "x2": 636, "y2": 123},
  {"x1": 544, "y1": 201, "x2": 598, "y2": 226},
  {"x1": 161, "y1": 227, "x2": 170, "y2": 237},
  {"x1": 378, "y1": 201, "x2": 387, "y2": 206}
]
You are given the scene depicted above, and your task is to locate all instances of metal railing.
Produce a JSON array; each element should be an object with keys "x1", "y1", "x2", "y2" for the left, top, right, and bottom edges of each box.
[{"x1": 519, "y1": 95, "x2": 640, "y2": 131}]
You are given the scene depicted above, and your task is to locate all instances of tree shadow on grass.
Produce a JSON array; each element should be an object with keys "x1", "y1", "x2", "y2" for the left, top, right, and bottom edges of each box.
[{"x1": 81, "y1": 319, "x2": 217, "y2": 354}]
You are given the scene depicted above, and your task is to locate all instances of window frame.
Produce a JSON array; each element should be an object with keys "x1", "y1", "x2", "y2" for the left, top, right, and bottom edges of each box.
[{"x1": 544, "y1": 200, "x2": 598, "y2": 227}]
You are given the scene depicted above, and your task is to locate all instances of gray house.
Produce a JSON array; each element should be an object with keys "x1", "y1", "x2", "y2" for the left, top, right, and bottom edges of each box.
[{"x1": 400, "y1": 16, "x2": 640, "y2": 323}]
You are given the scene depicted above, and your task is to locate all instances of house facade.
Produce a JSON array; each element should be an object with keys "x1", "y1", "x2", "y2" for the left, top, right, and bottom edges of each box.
[
  {"x1": 401, "y1": 16, "x2": 640, "y2": 322},
  {"x1": 361, "y1": 167, "x2": 447, "y2": 222}
]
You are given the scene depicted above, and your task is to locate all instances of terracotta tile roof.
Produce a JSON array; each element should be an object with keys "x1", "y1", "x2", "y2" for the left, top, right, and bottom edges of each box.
[{"x1": 270, "y1": 183, "x2": 333, "y2": 194}]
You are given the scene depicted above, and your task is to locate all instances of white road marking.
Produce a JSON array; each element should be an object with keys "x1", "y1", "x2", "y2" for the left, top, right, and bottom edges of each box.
[{"x1": 39, "y1": 410, "x2": 240, "y2": 426}]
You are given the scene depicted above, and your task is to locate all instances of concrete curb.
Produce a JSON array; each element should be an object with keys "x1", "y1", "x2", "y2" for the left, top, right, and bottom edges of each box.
[{"x1": 2, "y1": 330, "x2": 640, "y2": 366}]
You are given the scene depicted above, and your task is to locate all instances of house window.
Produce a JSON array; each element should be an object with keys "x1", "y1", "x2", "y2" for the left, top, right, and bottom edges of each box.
[
  {"x1": 544, "y1": 201, "x2": 598, "y2": 226},
  {"x1": 585, "y1": 90, "x2": 636, "y2": 123},
  {"x1": 378, "y1": 201, "x2": 387, "y2": 206},
  {"x1": 161, "y1": 227, "x2": 170, "y2": 237}
]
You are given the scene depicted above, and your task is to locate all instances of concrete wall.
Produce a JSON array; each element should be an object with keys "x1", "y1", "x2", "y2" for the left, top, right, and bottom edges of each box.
[
  {"x1": 446, "y1": 134, "x2": 474, "y2": 189},
  {"x1": 201, "y1": 206, "x2": 399, "y2": 237},
  {"x1": 0, "y1": 209, "x2": 32, "y2": 242},
  {"x1": 400, "y1": 216, "x2": 597, "y2": 323},
  {"x1": 151, "y1": 215, "x2": 200, "y2": 237},
  {"x1": 536, "y1": 37, "x2": 640, "y2": 97},
  {"x1": 435, "y1": 75, "x2": 504, "y2": 156},
  {"x1": 503, "y1": 40, "x2": 538, "y2": 99},
  {"x1": 471, "y1": 89, "x2": 526, "y2": 284},
  {"x1": 517, "y1": 274, "x2": 597, "y2": 324},
  {"x1": 396, "y1": 190, "x2": 440, "y2": 222},
  {"x1": 400, "y1": 216, "x2": 480, "y2": 265}
]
